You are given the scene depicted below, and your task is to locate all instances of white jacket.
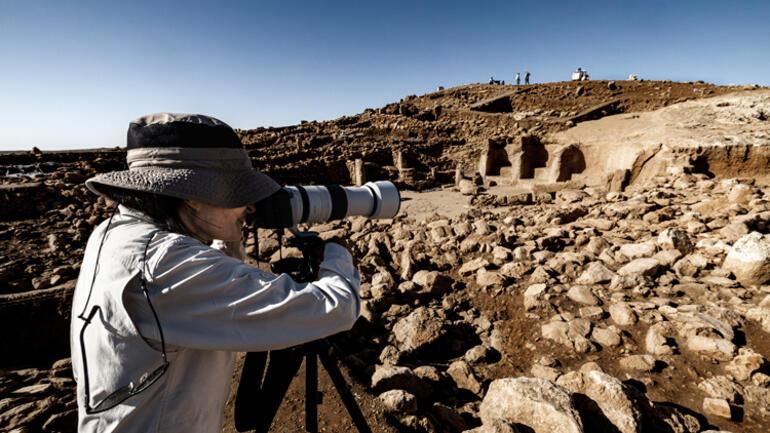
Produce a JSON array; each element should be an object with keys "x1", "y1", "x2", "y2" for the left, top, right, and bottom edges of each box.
[{"x1": 70, "y1": 206, "x2": 361, "y2": 433}]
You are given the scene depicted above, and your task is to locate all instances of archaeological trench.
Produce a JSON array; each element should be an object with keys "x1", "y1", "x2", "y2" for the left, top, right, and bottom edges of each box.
[{"x1": 1, "y1": 80, "x2": 770, "y2": 433}]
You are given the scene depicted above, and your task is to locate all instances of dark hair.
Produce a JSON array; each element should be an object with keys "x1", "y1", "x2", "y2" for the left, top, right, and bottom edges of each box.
[{"x1": 96, "y1": 185, "x2": 188, "y2": 234}]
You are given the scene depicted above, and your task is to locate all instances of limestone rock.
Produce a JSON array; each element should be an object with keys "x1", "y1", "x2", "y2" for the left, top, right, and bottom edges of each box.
[
  {"x1": 580, "y1": 371, "x2": 643, "y2": 433},
  {"x1": 378, "y1": 389, "x2": 418, "y2": 415},
  {"x1": 371, "y1": 364, "x2": 432, "y2": 400},
  {"x1": 686, "y1": 335, "x2": 736, "y2": 361},
  {"x1": 531, "y1": 364, "x2": 562, "y2": 382},
  {"x1": 591, "y1": 325, "x2": 622, "y2": 348},
  {"x1": 542, "y1": 321, "x2": 571, "y2": 347},
  {"x1": 412, "y1": 270, "x2": 453, "y2": 295},
  {"x1": 697, "y1": 376, "x2": 742, "y2": 403},
  {"x1": 725, "y1": 347, "x2": 766, "y2": 381},
  {"x1": 524, "y1": 283, "x2": 550, "y2": 311},
  {"x1": 657, "y1": 228, "x2": 694, "y2": 255},
  {"x1": 609, "y1": 302, "x2": 638, "y2": 326},
  {"x1": 477, "y1": 268, "x2": 505, "y2": 287},
  {"x1": 575, "y1": 261, "x2": 615, "y2": 285},
  {"x1": 557, "y1": 370, "x2": 643, "y2": 433},
  {"x1": 645, "y1": 322, "x2": 678, "y2": 356},
  {"x1": 479, "y1": 377, "x2": 583, "y2": 433},
  {"x1": 567, "y1": 286, "x2": 601, "y2": 306},
  {"x1": 392, "y1": 307, "x2": 446, "y2": 354},
  {"x1": 459, "y1": 179, "x2": 478, "y2": 195},
  {"x1": 722, "y1": 232, "x2": 770, "y2": 286},
  {"x1": 448, "y1": 360, "x2": 483, "y2": 395},
  {"x1": 702, "y1": 398, "x2": 732, "y2": 419},
  {"x1": 617, "y1": 258, "x2": 660, "y2": 277},
  {"x1": 619, "y1": 242, "x2": 657, "y2": 260},
  {"x1": 460, "y1": 257, "x2": 490, "y2": 275},
  {"x1": 619, "y1": 354, "x2": 657, "y2": 372}
]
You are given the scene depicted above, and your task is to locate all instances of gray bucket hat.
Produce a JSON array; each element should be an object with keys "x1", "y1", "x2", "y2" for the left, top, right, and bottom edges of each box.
[{"x1": 86, "y1": 113, "x2": 281, "y2": 208}]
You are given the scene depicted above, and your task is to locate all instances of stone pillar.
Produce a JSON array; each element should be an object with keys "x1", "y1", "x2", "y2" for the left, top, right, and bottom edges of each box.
[
  {"x1": 455, "y1": 164, "x2": 463, "y2": 186},
  {"x1": 353, "y1": 159, "x2": 365, "y2": 186},
  {"x1": 396, "y1": 151, "x2": 405, "y2": 171}
]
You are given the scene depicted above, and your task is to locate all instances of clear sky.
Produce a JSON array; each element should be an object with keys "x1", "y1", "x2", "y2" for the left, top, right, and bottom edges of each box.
[{"x1": 1, "y1": 0, "x2": 769, "y2": 151}]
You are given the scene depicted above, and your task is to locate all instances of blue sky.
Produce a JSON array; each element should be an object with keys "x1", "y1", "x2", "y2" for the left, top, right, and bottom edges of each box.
[{"x1": 1, "y1": 0, "x2": 769, "y2": 150}]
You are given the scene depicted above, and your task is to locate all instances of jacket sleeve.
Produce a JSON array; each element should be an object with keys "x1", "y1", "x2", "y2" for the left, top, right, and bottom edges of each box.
[{"x1": 124, "y1": 236, "x2": 361, "y2": 352}]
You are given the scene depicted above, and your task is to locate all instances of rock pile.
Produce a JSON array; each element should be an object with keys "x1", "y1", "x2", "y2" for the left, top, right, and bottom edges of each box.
[
  {"x1": 317, "y1": 173, "x2": 769, "y2": 432},
  {"x1": 0, "y1": 358, "x2": 76, "y2": 432}
]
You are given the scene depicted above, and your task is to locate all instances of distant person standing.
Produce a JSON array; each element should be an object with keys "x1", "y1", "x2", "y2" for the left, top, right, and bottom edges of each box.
[
  {"x1": 515, "y1": 72, "x2": 521, "y2": 86},
  {"x1": 525, "y1": 71, "x2": 530, "y2": 85}
]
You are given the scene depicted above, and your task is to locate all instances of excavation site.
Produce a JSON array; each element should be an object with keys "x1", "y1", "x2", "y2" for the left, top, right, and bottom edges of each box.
[{"x1": 3, "y1": 80, "x2": 770, "y2": 433}]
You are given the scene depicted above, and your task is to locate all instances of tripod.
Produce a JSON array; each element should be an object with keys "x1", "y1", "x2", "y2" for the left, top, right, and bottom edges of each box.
[{"x1": 234, "y1": 230, "x2": 372, "y2": 433}]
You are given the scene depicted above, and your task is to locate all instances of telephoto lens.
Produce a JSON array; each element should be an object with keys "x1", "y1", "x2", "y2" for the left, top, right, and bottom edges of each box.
[{"x1": 249, "y1": 181, "x2": 400, "y2": 229}]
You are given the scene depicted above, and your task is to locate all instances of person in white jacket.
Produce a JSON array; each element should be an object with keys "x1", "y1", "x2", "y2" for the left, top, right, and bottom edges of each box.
[{"x1": 70, "y1": 113, "x2": 361, "y2": 433}]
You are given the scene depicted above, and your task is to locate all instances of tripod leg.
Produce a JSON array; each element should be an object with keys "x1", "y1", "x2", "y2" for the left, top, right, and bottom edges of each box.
[
  {"x1": 305, "y1": 352, "x2": 318, "y2": 433},
  {"x1": 235, "y1": 352, "x2": 268, "y2": 432},
  {"x1": 318, "y1": 351, "x2": 373, "y2": 433},
  {"x1": 256, "y1": 348, "x2": 305, "y2": 433}
]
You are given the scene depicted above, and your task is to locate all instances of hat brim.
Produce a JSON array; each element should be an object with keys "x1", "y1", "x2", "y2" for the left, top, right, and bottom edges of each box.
[{"x1": 86, "y1": 167, "x2": 282, "y2": 208}]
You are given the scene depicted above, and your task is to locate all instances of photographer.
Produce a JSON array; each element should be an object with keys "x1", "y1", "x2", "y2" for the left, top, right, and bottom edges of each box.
[{"x1": 70, "y1": 113, "x2": 361, "y2": 433}]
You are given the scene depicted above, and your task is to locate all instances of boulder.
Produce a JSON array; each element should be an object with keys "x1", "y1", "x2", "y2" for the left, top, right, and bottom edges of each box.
[
  {"x1": 619, "y1": 354, "x2": 657, "y2": 372},
  {"x1": 591, "y1": 326, "x2": 622, "y2": 348},
  {"x1": 702, "y1": 398, "x2": 732, "y2": 419},
  {"x1": 392, "y1": 307, "x2": 446, "y2": 354},
  {"x1": 645, "y1": 322, "x2": 678, "y2": 356},
  {"x1": 477, "y1": 268, "x2": 505, "y2": 287},
  {"x1": 617, "y1": 258, "x2": 660, "y2": 277},
  {"x1": 567, "y1": 286, "x2": 601, "y2": 306},
  {"x1": 523, "y1": 283, "x2": 550, "y2": 311},
  {"x1": 562, "y1": 370, "x2": 643, "y2": 433},
  {"x1": 725, "y1": 347, "x2": 766, "y2": 381},
  {"x1": 722, "y1": 232, "x2": 770, "y2": 286},
  {"x1": 657, "y1": 228, "x2": 694, "y2": 255},
  {"x1": 609, "y1": 303, "x2": 638, "y2": 326},
  {"x1": 697, "y1": 376, "x2": 743, "y2": 403},
  {"x1": 377, "y1": 390, "x2": 418, "y2": 415},
  {"x1": 460, "y1": 257, "x2": 490, "y2": 275},
  {"x1": 448, "y1": 360, "x2": 483, "y2": 395},
  {"x1": 479, "y1": 377, "x2": 583, "y2": 433},
  {"x1": 619, "y1": 242, "x2": 657, "y2": 260},
  {"x1": 686, "y1": 335, "x2": 736, "y2": 361},
  {"x1": 412, "y1": 270, "x2": 453, "y2": 295},
  {"x1": 575, "y1": 262, "x2": 615, "y2": 285},
  {"x1": 542, "y1": 321, "x2": 572, "y2": 347},
  {"x1": 371, "y1": 365, "x2": 432, "y2": 400}
]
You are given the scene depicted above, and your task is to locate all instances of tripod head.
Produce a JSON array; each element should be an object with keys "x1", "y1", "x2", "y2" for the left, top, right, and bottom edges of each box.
[{"x1": 265, "y1": 228, "x2": 325, "y2": 283}]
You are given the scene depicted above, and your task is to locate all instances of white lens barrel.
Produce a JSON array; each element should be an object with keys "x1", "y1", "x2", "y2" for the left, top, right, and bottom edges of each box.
[
  {"x1": 363, "y1": 181, "x2": 400, "y2": 219},
  {"x1": 283, "y1": 181, "x2": 400, "y2": 225}
]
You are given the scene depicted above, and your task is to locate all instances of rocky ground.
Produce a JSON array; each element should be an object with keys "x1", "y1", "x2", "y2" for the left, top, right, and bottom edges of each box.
[{"x1": 2, "y1": 81, "x2": 770, "y2": 433}]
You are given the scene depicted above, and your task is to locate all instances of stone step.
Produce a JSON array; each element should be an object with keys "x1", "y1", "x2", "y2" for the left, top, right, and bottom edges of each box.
[{"x1": 485, "y1": 175, "x2": 512, "y2": 186}]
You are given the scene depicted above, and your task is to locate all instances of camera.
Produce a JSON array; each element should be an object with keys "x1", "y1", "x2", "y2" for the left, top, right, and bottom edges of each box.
[{"x1": 248, "y1": 181, "x2": 400, "y2": 229}]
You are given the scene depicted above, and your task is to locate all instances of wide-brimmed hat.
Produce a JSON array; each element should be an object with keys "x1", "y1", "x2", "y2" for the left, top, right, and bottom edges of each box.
[{"x1": 86, "y1": 113, "x2": 281, "y2": 208}]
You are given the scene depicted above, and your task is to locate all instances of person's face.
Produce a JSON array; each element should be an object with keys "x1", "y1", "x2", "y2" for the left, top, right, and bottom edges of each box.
[{"x1": 178, "y1": 200, "x2": 255, "y2": 243}]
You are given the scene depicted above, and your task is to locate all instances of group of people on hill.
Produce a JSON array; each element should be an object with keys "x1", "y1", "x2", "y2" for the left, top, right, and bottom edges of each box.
[{"x1": 489, "y1": 71, "x2": 530, "y2": 86}]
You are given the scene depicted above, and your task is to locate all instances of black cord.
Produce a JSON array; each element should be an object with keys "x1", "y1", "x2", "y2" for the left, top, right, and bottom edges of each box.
[
  {"x1": 78, "y1": 205, "x2": 118, "y2": 320},
  {"x1": 141, "y1": 232, "x2": 167, "y2": 362}
]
